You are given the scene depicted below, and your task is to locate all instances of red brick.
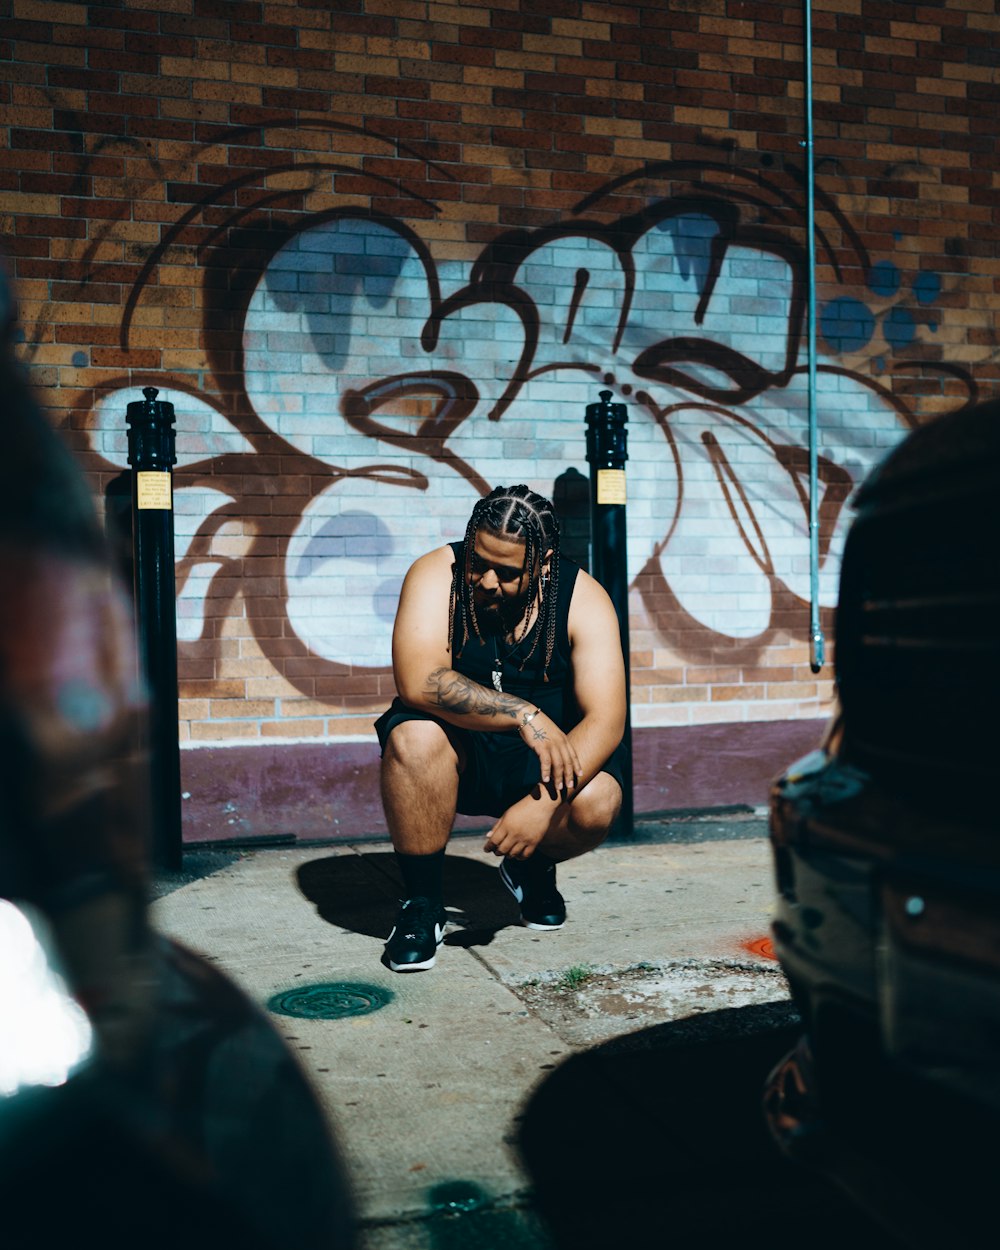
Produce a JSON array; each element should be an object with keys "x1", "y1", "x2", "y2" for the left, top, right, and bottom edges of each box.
[
  {"x1": 125, "y1": 32, "x2": 196, "y2": 57},
  {"x1": 492, "y1": 10, "x2": 551, "y2": 36},
  {"x1": 16, "y1": 214, "x2": 86, "y2": 237},
  {"x1": 262, "y1": 87, "x2": 332, "y2": 111},
  {"x1": 492, "y1": 126, "x2": 553, "y2": 151},
  {"x1": 365, "y1": 73, "x2": 432, "y2": 100},
  {"x1": 524, "y1": 71, "x2": 587, "y2": 95},
  {"x1": 48, "y1": 109, "x2": 114, "y2": 135},
  {"x1": 431, "y1": 41, "x2": 494, "y2": 67},
  {"x1": 46, "y1": 67, "x2": 120, "y2": 92},
  {"x1": 398, "y1": 99, "x2": 459, "y2": 122},
  {"x1": 10, "y1": 128, "x2": 78, "y2": 152},
  {"x1": 88, "y1": 7, "x2": 158, "y2": 33},
  {"x1": 233, "y1": 21, "x2": 298, "y2": 46},
  {"x1": 328, "y1": 12, "x2": 395, "y2": 37},
  {"x1": 5, "y1": 20, "x2": 55, "y2": 41},
  {"x1": 19, "y1": 172, "x2": 85, "y2": 194},
  {"x1": 637, "y1": 6, "x2": 697, "y2": 31},
  {"x1": 91, "y1": 348, "x2": 162, "y2": 368},
  {"x1": 493, "y1": 88, "x2": 557, "y2": 111},
  {"x1": 459, "y1": 26, "x2": 521, "y2": 52}
]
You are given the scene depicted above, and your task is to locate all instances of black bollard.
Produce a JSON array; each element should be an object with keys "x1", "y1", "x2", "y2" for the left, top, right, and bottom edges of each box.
[
  {"x1": 585, "y1": 390, "x2": 634, "y2": 837},
  {"x1": 126, "y1": 387, "x2": 182, "y2": 870}
]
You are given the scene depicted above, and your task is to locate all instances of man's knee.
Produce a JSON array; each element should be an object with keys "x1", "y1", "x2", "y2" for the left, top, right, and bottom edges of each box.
[
  {"x1": 568, "y1": 772, "x2": 622, "y2": 837},
  {"x1": 383, "y1": 718, "x2": 459, "y2": 774}
]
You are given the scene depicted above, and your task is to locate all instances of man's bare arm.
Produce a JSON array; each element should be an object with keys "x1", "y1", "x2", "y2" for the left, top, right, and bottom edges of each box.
[
  {"x1": 420, "y1": 665, "x2": 578, "y2": 788},
  {"x1": 423, "y1": 666, "x2": 527, "y2": 724},
  {"x1": 481, "y1": 572, "x2": 626, "y2": 859},
  {"x1": 565, "y1": 570, "x2": 627, "y2": 769}
]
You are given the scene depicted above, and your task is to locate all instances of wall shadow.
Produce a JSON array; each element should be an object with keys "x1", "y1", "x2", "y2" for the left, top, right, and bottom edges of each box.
[
  {"x1": 518, "y1": 1003, "x2": 906, "y2": 1249},
  {"x1": 296, "y1": 850, "x2": 520, "y2": 949}
]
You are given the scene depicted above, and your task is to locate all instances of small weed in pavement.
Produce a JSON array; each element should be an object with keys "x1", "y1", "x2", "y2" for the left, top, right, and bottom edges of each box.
[{"x1": 556, "y1": 965, "x2": 592, "y2": 992}]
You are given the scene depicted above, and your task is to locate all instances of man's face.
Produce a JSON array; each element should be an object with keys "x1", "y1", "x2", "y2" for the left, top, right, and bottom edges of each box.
[{"x1": 469, "y1": 528, "x2": 540, "y2": 635}]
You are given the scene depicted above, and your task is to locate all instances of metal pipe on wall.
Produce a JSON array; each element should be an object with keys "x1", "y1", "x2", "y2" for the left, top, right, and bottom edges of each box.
[{"x1": 804, "y1": 0, "x2": 826, "y2": 674}]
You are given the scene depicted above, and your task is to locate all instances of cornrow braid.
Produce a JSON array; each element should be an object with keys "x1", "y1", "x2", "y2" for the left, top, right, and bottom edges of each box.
[{"x1": 449, "y1": 484, "x2": 562, "y2": 682}]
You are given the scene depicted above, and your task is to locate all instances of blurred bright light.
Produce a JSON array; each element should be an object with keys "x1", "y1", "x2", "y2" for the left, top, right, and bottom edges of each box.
[{"x1": 0, "y1": 899, "x2": 94, "y2": 1097}]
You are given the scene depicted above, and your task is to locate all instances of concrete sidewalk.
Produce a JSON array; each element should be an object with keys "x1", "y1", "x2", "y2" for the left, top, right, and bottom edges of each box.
[{"x1": 150, "y1": 812, "x2": 823, "y2": 1247}]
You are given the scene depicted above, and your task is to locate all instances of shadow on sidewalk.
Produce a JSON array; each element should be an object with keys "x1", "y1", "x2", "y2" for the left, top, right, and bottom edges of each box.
[
  {"x1": 517, "y1": 1003, "x2": 905, "y2": 1249},
  {"x1": 296, "y1": 851, "x2": 519, "y2": 948}
]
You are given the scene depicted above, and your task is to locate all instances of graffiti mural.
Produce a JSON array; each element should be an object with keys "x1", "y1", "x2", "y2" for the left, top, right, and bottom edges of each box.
[{"x1": 78, "y1": 133, "x2": 971, "y2": 721}]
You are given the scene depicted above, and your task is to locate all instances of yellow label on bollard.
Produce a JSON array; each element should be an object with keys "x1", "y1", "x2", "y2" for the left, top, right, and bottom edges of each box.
[
  {"x1": 596, "y1": 468, "x2": 626, "y2": 505},
  {"x1": 136, "y1": 471, "x2": 172, "y2": 510}
]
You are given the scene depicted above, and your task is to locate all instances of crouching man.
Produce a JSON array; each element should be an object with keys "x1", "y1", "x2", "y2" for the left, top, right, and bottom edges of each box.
[{"x1": 374, "y1": 484, "x2": 627, "y2": 972}]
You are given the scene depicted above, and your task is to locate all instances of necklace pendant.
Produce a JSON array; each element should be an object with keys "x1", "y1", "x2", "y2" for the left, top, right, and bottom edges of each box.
[{"x1": 491, "y1": 661, "x2": 503, "y2": 693}]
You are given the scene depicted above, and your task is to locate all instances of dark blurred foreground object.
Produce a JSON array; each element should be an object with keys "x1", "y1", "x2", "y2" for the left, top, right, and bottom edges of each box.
[
  {"x1": 764, "y1": 397, "x2": 1000, "y2": 1247},
  {"x1": 519, "y1": 1005, "x2": 902, "y2": 1249},
  {"x1": 0, "y1": 352, "x2": 355, "y2": 1249}
]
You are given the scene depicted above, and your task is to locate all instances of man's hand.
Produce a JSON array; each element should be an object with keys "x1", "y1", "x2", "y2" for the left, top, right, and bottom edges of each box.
[
  {"x1": 483, "y1": 794, "x2": 554, "y2": 860},
  {"x1": 517, "y1": 708, "x2": 582, "y2": 795}
]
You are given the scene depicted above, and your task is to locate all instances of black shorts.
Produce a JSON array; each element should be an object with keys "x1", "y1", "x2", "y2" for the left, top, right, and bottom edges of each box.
[{"x1": 374, "y1": 697, "x2": 627, "y2": 820}]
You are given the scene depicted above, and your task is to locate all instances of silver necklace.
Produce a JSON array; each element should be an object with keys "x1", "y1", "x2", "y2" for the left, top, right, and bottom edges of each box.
[
  {"x1": 488, "y1": 577, "x2": 547, "y2": 693},
  {"x1": 491, "y1": 635, "x2": 506, "y2": 692},
  {"x1": 490, "y1": 623, "x2": 530, "y2": 692}
]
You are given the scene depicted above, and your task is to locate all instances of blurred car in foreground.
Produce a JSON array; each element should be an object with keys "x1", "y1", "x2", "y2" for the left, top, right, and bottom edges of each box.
[
  {"x1": 763, "y1": 397, "x2": 1000, "y2": 1247},
  {"x1": 0, "y1": 343, "x2": 355, "y2": 1249}
]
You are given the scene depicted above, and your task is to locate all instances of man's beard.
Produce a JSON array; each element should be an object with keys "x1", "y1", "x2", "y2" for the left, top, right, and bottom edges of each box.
[{"x1": 475, "y1": 594, "x2": 529, "y2": 638}]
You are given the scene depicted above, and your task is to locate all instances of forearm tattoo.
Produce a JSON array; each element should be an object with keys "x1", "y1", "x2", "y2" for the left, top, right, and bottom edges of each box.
[{"x1": 425, "y1": 667, "x2": 526, "y2": 723}]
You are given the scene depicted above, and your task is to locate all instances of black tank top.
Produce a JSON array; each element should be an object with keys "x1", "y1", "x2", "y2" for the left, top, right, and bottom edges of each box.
[{"x1": 448, "y1": 541, "x2": 581, "y2": 732}]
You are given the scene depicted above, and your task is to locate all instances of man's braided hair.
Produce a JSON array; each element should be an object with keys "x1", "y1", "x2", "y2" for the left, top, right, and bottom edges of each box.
[{"x1": 449, "y1": 484, "x2": 562, "y2": 681}]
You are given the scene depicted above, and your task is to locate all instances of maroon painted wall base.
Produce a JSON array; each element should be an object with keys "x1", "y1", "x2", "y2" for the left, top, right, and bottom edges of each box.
[{"x1": 179, "y1": 719, "x2": 829, "y2": 846}]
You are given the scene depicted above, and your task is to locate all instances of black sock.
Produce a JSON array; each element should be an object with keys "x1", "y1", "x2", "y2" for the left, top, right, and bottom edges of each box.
[
  {"x1": 519, "y1": 850, "x2": 557, "y2": 875},
  {"x1": 395, "y1": 849, "x2": 445, "y2": 904}
]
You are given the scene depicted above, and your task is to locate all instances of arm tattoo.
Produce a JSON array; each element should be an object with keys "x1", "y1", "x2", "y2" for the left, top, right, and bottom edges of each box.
[{"x1": 425, "y1": 667, "x2": 525, "y2": 723}]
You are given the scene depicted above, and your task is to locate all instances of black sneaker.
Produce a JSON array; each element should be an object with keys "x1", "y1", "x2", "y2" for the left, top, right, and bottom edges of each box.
[
  {"x1": 385, "y1": 896, "x2": 446, "y2": 972},
  {"x1": 499, "y1": 856, "x2": 566, "y2": 930}
]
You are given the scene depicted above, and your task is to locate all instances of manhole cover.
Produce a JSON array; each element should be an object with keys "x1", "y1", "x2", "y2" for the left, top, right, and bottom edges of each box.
[{"x1": 267, "y1": 982, "x2": 393, "y2": 1020}]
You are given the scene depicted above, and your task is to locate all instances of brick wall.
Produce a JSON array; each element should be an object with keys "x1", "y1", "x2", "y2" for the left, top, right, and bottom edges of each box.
[{"x1": 2, "y1": 0, "x2": 998, "y2": 755}]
